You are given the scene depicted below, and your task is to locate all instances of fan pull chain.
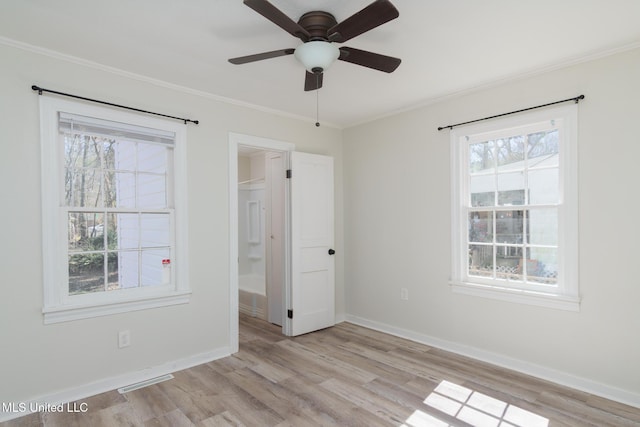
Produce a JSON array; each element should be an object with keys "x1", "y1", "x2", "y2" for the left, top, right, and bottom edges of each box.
[{"x1": 315, "y1": 73, "x2": 320, "y2": 127}]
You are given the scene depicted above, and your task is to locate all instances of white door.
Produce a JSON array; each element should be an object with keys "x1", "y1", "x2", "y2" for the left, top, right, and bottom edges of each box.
[
  {"x1": 265, "y1": 152, "x2": 285, "y2": 326},
  {"x1": 289, "y1": 152, "x2": 335, "y2": 336}
]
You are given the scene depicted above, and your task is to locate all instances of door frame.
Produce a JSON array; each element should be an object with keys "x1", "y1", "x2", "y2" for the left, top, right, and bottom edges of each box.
[{"x1": 228, "y1": 133, "x2": 294, "y2": 352}]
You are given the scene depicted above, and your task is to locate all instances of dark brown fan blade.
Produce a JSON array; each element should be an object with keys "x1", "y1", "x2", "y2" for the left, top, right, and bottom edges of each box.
[
  {"x1": 328, "y1": 0, "x2": 399, "y2": 43},
  {"x1": 304, "y1": 71, "x2": 323, "y2": 91},
  {"x1": 229, "y1": 48, "x2": 295, "y2": 65},
  {"x1": 338, "y1": 47, "x2": 401, "y2": 73},
  {"x1": 243, "y1": 0, "x2": 310, "y2": 41}
]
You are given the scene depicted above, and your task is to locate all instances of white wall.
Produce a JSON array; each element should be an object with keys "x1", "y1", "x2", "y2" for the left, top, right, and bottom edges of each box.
[
  {"x1": 343, "y1": 48, "x2": 640, "y2": 405},
  {"x1": 0, "y1": 41, "x2": 344, "y2": 409}
]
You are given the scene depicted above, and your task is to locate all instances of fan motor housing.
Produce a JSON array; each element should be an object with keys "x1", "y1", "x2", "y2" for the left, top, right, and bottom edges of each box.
[{"x1": 297, "y1": 11, "x2": 337, "y2": 41}]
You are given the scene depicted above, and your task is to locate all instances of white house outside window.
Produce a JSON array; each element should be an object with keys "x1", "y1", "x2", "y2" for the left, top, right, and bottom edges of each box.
[
  {"x1": 450, "y1": 104, "x2": 579, "y2": 310},
  {"x1": 40, "y1": 97, "x2": 190, "y2": 323}
]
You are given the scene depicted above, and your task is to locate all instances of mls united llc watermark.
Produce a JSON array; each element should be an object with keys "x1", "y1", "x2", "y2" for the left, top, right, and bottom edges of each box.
[{"x1": 2, "y1": 401, "x2": 88, "y2": 413}]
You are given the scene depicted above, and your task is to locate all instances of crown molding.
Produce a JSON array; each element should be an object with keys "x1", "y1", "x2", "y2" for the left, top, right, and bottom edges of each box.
[
  {"x1": 0, "y1": 36, "x2": 341, "y2": 129},
  {"x1": 347, "y1": 40, "x2": 640, "y2": 129}
]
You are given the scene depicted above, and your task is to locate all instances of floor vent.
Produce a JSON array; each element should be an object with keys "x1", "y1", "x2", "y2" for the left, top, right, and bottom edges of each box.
[{"x1": 117, "y1": 374, "x2": 174, "y2": 394}]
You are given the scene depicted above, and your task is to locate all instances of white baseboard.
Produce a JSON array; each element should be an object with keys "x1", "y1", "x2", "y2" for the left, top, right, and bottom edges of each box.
[
  {"x1": 345, "y1": 314, "x2": 640, "y2": 410},
  {"x1": 239, "y1": 302, "x2": 267, "y2": 320},
  {"x1": 238, "y1": 290, "x2": 267, "y2": 320},
  {"x1": 0, "y1": 346, "x2": 231, "y2": 423}
]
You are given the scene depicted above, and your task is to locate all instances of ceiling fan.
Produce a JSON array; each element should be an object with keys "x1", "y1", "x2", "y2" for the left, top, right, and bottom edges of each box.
[{"x1": 229, "y1": 0, "x2": 401, "y2": 91}]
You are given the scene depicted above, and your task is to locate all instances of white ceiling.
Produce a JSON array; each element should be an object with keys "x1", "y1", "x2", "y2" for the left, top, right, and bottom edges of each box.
[{"x1": 2, "y1": 0, "x2": 640, "y2": 128}]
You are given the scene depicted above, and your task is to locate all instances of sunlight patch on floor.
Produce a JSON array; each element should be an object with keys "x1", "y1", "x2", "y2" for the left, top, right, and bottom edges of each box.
[
  {"x1": 401, "y1": 409, "x2": 449, "y2": 427},
  {"x1": 401, "y1": 380, "x2": 549, "y2": 427}
]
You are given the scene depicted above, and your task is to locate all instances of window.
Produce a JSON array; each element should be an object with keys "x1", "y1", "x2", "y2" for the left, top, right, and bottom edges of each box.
[
  {"x1": 40, "y1": 97, "x2": 190, "y2": 323},
  {"x1": 450, "y1": 104, "x2": 578, "y2": 310}
]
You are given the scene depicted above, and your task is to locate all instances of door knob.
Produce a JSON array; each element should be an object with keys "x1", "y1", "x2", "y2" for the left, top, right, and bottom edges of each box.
[{"x1": 328, "y1": 249, "x2": 335, "y2": 255}]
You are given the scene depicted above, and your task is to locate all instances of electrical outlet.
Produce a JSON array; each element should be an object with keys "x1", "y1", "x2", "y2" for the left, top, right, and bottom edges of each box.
[
  {"x1": 118, "y1": 330, "x2": 131, "y2": 348},
  {"x1": 400, "y1": 288, "x2": 409, "y2": 300}
]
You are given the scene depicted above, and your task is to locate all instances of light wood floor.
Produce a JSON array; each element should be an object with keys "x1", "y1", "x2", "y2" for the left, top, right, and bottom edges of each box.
[{"x1": 3, "y1": 314, "x2": 639, "y2": 426}]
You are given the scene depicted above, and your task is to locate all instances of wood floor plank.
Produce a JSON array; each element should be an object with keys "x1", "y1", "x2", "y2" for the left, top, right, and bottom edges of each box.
[
  {"x1": 196, "y1": 410, "x2": 245, "y2": 427},
  {"x1": 144, "y1": 408, "x2": 193, "y2": 427},
  {"x1": 319, "y1": 377, "x2": 413, "y2": 425},
  {"x1": 536, "y1": 390, "x2": 639, "y2": 427},
  {"x1": 586, "y1": 393, "x2": 640, "y2": 423},
  {"x1": 276, "y1": 340, "x2": 378, "y2": 384},
  {"x1": 124, "y1": 384, "x2": 179, "y2": 422},
  {"x1": 277, "y1": 376, "x2": 389, "y2": 427},
  {"x1": 0, "y1": 413, "x2": 41, "y2": 427},
  {"x1": 240, "y1": 340, "x2": 330, "y2": 385},
  {"x1": 215, "y1": 395, "x2": 281, "y2": 427},
  {"x1": 396, "y1": 346, "x2": 546, "y2": 403},
  {"x1": 338, "y1": 340, "x2": 468, "y2": 386},
  {"x1": 42, "y1": 401, "x2": 144, "y2": 427},
  {"x1": 2, "y1": 314, "x2": 639, "y2": 426},
  {"x1": 367, "y1": 380, "x2": 475, "y2": 427},
  {"x1": 223, "y1": 367, "x2": 337, "y2": 424},
  {"x1": 300, "y1": 339, "x2": 417, "y2": 386},
  {"x1": 154, "y1": 382, "x2": 223, "y2": 424},
  {"x1": 239, "y1": 341, "x2": 298, "y2": 384},
  {"x1": 362, "y1": 376, "x2": 433, "y2": 412}
]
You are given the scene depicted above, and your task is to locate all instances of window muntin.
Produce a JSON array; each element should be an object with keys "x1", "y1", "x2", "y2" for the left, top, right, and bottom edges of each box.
[
  {"x1": 40, "y1": 98, "x2": 189, "y2": 323},
  {"x1": 63, "y1": 127, "x2": 173, "y2": 296},
  {"x1": 466, "y1": 126, "x2": 559, "y2": 288},
  {"x1": 451, "y1": 105, "x2": 578, "y2": 309}
]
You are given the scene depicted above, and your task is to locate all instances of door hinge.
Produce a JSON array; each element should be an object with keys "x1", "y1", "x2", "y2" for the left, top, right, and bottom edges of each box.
[
  {"x1": 286, "y1": 169, "x2": 292, "y2": 179},
  {"x1": 287, "y1": 309, "x2": 293, "y2": 319}
]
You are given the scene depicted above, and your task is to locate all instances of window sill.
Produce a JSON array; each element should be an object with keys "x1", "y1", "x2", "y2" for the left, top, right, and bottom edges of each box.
[
  {"x1": 43, "y1": 291, "x2": 192, "y2": 324},
  {"x1": 450, "y1": 281, "x2": 580, "y2": 311}
]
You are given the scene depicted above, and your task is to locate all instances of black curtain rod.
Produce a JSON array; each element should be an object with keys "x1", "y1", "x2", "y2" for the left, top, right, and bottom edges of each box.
[
  {"x1": 31, "y1": 85, "x2": 199, "y2": 125},
  {"x1": 437, "y1": 94, "x2": 584, "y2": 131}
]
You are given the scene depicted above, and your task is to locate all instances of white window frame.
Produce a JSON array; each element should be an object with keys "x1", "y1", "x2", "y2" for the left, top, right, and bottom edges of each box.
[
  {"x1": 450, "y1": 104, "x2": 579, "y2": 311},
  {"x1": 40, "y1": 96, "x2": 190, "y2": 324}
]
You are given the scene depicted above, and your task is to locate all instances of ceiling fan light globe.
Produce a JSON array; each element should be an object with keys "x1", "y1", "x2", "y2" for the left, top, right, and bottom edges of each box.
[{"x1": 294, "y1": 41, "x2": 340, "y2": 73}]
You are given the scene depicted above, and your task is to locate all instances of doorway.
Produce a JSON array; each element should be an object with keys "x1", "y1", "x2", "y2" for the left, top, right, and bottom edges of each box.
[
  {"x1": 237, "y1": 146, "x2": 286, "y2": 327},
  {"x1": 229, "y1": 133, "x2": 336, "y2": 352},
  {"x1": 228, "y1": 133, "x2": 294, "y2": 352}
]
